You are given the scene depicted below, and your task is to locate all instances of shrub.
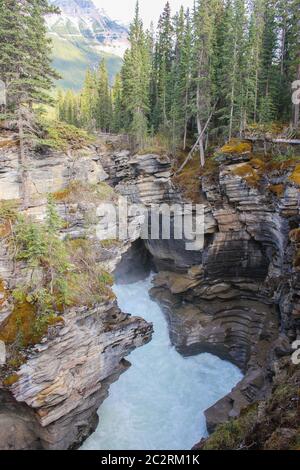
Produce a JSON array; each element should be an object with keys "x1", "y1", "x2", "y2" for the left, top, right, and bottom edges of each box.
[{"x1": 36, "y1": 120, "x2": 94, "y2": 151}]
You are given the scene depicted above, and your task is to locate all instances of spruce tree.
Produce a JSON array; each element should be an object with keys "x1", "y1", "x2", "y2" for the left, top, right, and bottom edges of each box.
[
  {"x1": 155, "y1": 2, "x2": 174, "y2": 133},
  {"x1": 192, "y1": 0, "x2": 218, "y2": 166},
  {"x1": 258, "y1": 0, "x2": 278, "y2": 124},
  {"x1": 97, "y1": 61, "x2": 112, "y2": 132},
  {"x1": 0, "y1": 0, "x2": 60, "y2": 208},
  {"x1": 80, "y1": 68, "x2": 97, "y2": 130},
  {"x1": 112, "y1": 73, "x2": 123, "y2": 133},
  {"x1": 121, "y1": 1, "x2": 151, "y2": 149},
  {"x1": 169, "y1": 7, "x2": 193, "y2": 151}
]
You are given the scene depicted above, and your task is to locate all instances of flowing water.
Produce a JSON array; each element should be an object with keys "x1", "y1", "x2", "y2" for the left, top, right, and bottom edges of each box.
[{"x1": 82, "y1": 276, "x2": 243, "y2": 450}]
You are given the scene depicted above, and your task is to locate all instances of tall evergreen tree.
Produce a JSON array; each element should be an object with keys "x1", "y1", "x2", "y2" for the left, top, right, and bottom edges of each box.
[
  {"x1": 258, "y1": 0, "x2": 278, "y2": 124},
  {"x1": 247, "y1": 0, "x2": 266, "y2": 123},
  {"x1": 112, "y1": 73, "x2": 124, "y2": 133},
  {"x1": 121, "y1": 1, "x2": 151, "y2": 148},
  {"x1": 192, "y1": 0, "x2": 219, "y2": 165},
  {"x1": 97, "y1": 60, "x2": 112, "y2": 132},
  {"x1": 0, "y1": 0, "x2": 60, "y2": 207},
  {"x1": 155, "y1": 2, "x2": 174, "y2": 133},
  {"x1": 80, "y1": 68, "x2": 97, "y2": 129}
]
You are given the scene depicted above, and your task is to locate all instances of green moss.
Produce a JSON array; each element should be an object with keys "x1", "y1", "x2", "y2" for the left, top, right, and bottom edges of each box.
[
  {"x1": 0, "y1": 301, "x2": 36, "y2": 346},
  {"x1": 52, "y1": 186, "x2": 74, "y2": 202},
  {"x1": 233, "y1": 163, "x2": 261, "y2": 187},
  {"x1": 173, "y1": 154, "x2": 218, "y2": 202},
  {"x1": 219, "y1": 139, "x2": 252, "y2": 155},
  {"x1": 289, "y1": 164, "x2": 300, "y2": 185},
  {"x1": 65, "y1": 238, "x2": 88, "y2": 250},
  {"x1": 0, "y1": 200, "x2": 19, "y2": 222},
  {"x1": 233, "y1": 163, "x2": 253, "y2": 176},
  {"x1": 53, "y1": 181, "x2": 115, "y2": 204},
  {"x1": 100, "y1": 239, "x2": 120, "y2": 248},
  {"x1": 36, "y1": 120, "x2": 95, "y2": 151},
  {"x1": 3, "y1": 374, "x2": 19, "y2": 387},
  {"x1": 268, "y1": 184, "x2": 285, "y2": 197},
  {"x1": 203, "y1": 361, "x2": 300, "y2": 450},
  {"x1": 7, "y1": 353, "x2": 27, "y2": 369},
  {"x1": 0, "y1": 301, "x2": 63, "y2": 348},
  {"x1": 250, "y1": 157, "x2": 266, "y2": 170},
  {"x1": 202, "y1": 405, "x2": 258, "y2": 450},
  {"x1": 0, "y1": 220, "x2": 11, "y2": 238},
  {"x1": 0, "y1": 138, "x2": 18, "y2": 149}
]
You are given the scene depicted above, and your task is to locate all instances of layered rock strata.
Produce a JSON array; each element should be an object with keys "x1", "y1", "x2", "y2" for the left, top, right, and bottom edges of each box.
[
  {"x1": 101, "y1": 141, "x2": 300, "y2": 435},
  {"x1": 0, "y1": 134, "x2": 152, "y2": 449}
]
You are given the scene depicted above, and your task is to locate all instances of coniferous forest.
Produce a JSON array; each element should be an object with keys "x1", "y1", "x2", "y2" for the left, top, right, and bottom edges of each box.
[{"x1": 57, "y1": 0, "x2": 300, "y2": 162}]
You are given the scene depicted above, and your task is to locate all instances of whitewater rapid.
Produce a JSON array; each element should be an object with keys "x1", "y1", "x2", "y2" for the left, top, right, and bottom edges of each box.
[{"x1": 81, "y1": 276, "x2": 242, "y2": 450}]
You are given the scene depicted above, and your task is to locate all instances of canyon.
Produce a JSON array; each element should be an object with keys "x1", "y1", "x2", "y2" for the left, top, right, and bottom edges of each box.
[{"x1": 0, "y1": 130, "x2": 299, "y2": 449}]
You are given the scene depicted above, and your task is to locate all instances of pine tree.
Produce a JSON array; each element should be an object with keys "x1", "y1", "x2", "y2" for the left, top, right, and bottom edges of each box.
[
  {"x1": 217, "y1": 0, "x2": 247, "y2": 139},
  {"x1": 97, "y1": 60, "x2": 112, "y2": 132},
  {"x1": 56, "y1": 89, "x2": 65, "y2": 121},
  {"x1": 181, "y1": 9, "x2": 193, "y2": 149},
  {"x1": 169, "y1": 7, "x2": 193, "y2": 151},
  {"x1": 258, "y1": 0, "x2": 278, "y2": 124},
  {"x1": 53, "y1": 0, "x2": 299, "y2": 156},
  {"x1": 80, "y1": 68, "x2": 97, "y2": 130},
  {"x1": 192, "y1": 0, "x2": 219, "y2": 166},
  {"x1": 155, "y1": 2, "x2": 174, "y2": 133},
  {"x1": 121, "y1": 1, "x2": 151, "y2": 148},
  {"x1": 0, "y1": 0, "x2": 60, "y2": 208},
  {"x1": 247, "y1": 0, "x2": 266, "y2": 123},
  {"x1": 112, "y1": 73, "x2": 123, "y2": 133}
]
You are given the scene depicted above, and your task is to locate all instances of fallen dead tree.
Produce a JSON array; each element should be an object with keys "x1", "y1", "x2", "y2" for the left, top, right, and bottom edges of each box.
[{"x1": 245, "y1": 136, "x2": 300, "y2": 145}]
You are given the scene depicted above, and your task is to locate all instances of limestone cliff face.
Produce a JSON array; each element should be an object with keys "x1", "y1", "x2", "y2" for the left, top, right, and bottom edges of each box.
[
  {"x1": 0, "y1": 305, "x2": 151, "y2": 450},
  {"x1": 101, "y1": 139, "x2": 300, "y2": 439},
  {"x1": 1, "y1": 131, "x2": 299, "y2": 450},
  {"x1": 0, "y1": 133, "x2": 152, "y2": 449}
]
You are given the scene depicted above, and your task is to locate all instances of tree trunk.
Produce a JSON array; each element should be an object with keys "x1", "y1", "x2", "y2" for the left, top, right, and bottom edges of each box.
[
  {"x1": 229, "y1": 37, "x2": 238, "y2": 141},
  {"x1": 254, "y1": 66, "x2": 259, "y2": 123},
  {"x1": 280, "y1": 23, "x2": 286, "y2": 77},
  {"x1": 245, "y1": 136, "x2": 300, "y2": 145},
  {"x1": 196, "y1": 75, "x2": 205, "y2": 167},
  {"x1": 18, "y1": 107, "x2": 29, "y2": 209},
  {"x1": 293, "y1": 60, "x2": 300, "y2": 129},
  {"x1": 183, "y1": 86, "x2": 189, "y2": 150},
  {"x1": 176, "y1": 102, "x2": 217, "y2": 175}
]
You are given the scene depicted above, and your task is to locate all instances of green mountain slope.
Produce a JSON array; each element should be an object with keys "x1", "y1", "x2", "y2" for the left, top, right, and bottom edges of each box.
[
  {"x1": 46, "y1": 1, "x2": 128, "y2": 91},
  {"x1": 50, "y1": 35, "x2": 123, "y2": 90}
]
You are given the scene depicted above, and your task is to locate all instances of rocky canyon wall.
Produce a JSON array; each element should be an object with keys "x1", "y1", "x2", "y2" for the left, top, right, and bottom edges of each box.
[
  {"x1": 0, "y1": 130, "x2": 299, "y2": 450},
  {"x1": 101, "y1": 138, "x2": 300, "y2": 442},
  {"x1": 0, "y1": 132, "x2": 152, "y2": 449}
]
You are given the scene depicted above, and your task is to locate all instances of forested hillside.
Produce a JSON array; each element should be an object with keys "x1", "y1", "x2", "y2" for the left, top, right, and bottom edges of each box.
[{"x1": 58, "y1": 0, "x2": 300, "y2": 162}]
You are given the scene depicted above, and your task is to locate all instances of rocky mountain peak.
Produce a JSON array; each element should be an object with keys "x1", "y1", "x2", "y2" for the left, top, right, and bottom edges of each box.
[{"x1": 47, "y1": 0, "x2": 129, "y2": 57}]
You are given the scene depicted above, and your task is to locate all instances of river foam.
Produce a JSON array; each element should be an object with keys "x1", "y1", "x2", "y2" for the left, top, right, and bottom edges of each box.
[{"x1": 81, "y1": 276, "x2": 243, "y2": 450}]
